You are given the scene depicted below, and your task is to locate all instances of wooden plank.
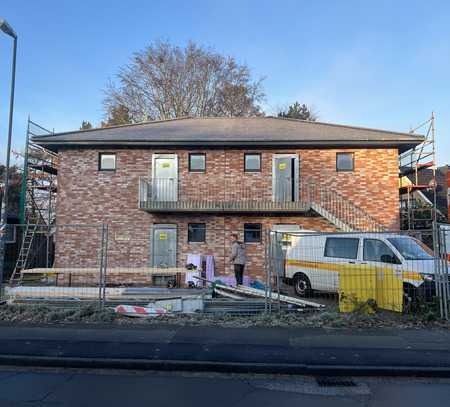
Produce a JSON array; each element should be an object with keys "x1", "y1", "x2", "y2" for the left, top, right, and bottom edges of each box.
[{"x1": 21, "y1": 267, "x2": 189, "y2": 275}]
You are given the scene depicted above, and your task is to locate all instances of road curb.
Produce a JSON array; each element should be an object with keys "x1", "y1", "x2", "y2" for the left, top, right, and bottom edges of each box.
[{"x1": 1, "y1": 354, "x2": 450, "y2": 377}]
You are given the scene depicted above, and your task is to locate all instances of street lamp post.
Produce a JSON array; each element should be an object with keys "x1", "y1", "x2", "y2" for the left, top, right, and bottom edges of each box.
[{"x1": 0, "y1": 18, "x2": 17, "y2": 293}]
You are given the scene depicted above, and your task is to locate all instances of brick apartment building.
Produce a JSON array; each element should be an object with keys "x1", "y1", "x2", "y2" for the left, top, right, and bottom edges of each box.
[{"x1": 33, "y1": 117, "x2": 423, "y2": 281}]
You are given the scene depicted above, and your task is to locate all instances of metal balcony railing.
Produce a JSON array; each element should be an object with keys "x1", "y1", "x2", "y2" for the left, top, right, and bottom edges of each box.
[
  {"x1": 138, "y1": 177, "x2": 386, "y2": 231},
  {"x1": 139, "y1": 177, "x2": 310, "y2": 213}
]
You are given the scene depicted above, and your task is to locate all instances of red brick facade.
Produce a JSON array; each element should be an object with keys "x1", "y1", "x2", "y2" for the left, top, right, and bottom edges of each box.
[{"x1": 55, "y1": 147, "x2": 400, "y2": 281}]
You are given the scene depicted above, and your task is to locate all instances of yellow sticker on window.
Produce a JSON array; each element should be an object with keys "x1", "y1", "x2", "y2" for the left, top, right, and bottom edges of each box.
[
  {"x1": 162, "y1": 163, "x2": 171, "y2": 168},
  {"x1": 278, "y1": 163, "x2": 287, "y2": 170},
  {"x1": 159, "y1": 232, "x2": 168, "y2": 240}
]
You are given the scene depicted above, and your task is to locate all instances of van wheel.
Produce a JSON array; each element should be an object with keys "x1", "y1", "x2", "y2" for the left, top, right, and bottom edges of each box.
[
  {"x1": 293, "y1": 274, "x2": 312, "y2": 297},
  {"x1": 403, "y1": 283, "x2": 424, "y2": 313}
]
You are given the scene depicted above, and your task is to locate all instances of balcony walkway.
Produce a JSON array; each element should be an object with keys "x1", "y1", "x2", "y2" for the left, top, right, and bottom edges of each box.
[
  {"x1": 139, "y1": 199, "x2": 310, "y2": 213},
  {"x1": 139, "y1": 177, "x2": 310, "y2": 213}
]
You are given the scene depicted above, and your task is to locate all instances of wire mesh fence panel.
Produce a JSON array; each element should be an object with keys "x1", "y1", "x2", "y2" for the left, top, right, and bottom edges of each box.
[
  {"x1": 102, "y1": 225, "x2": 265, "y2": 288},
  {"x1": 266, "y1": 229, "x2": 447, "y2": 316},
  {"x1": 4, "y1": 224, "x2": 104, "y2": 306},
  {"x1": 100, "y1": 222, "x2": 279, "y2": 313},
  {"x1": 6, "y1": 220, "x2": 449, "y2": 319}
]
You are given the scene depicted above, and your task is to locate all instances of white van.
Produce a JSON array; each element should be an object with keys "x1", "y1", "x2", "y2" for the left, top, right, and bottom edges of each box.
[{"x1": 284, "y1": 233, "x2": 438, "y2": 298}]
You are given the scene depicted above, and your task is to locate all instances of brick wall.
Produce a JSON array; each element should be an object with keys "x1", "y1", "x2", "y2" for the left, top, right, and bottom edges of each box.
[{"x1": 55, "y1": 147, "x2": 399, "y2": 282}]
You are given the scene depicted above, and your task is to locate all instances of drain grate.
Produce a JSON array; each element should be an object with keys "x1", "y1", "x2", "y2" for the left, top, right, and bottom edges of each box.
[{"x1": 316, "y1": 377, "x2": 357, "y2": 387}]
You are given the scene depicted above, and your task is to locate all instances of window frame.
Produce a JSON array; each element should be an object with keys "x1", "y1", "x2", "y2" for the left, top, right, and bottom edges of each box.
[
  {"x1": 244, "y1": 223, "x2": 262, "y2": 243},
  {"x1": 98, "y1": 152, "x2": 117, "y2": 171},
  {"x1": 187, "y1": 223, "x2": 206, "y2": 243},
  {"x1": 363, "y1": 238, "x2": 400, "y2": 264},
  {"x1": 324, "y1": 237, "x2": 360, "y2": 260},
  {"x1": 244, "y1": 153, "x2": 262, "y2": 172},
  {"x1": 336, "y1": 152, "x2": 354, "y2": 172},
  {"x1": 188, "y1": 153, "x2": 206, "y2": 173}
]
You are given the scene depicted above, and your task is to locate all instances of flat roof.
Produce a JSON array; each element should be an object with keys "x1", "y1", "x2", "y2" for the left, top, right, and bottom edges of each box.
[{"x1": 32, "y1": 116, "x2": 425, "y2": 152}]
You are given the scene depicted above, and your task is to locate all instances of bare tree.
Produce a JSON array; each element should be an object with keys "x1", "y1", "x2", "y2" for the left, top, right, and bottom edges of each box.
[{"x1": 103, "y1": 41, "x2": 265, "y2": 122}]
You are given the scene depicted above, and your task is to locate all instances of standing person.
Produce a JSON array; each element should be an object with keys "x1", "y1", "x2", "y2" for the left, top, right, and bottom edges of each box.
[{"x1": 230, "y1": 233, "x2": 246, "y2": 285}]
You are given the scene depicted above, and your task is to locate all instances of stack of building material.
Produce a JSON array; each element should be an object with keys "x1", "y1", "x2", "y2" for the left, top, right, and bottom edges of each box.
[
  {"x1": 204, "y1": 299, "x2": 296, "y2": 315},
  {"x1": 194, "y1": 276, "x2": 324, "y2": 309},
  {"x1": 20, "y1": 267, "x2": 187, "y2": 287},
  {"x1": 5, "y1": 286, "x2": 212, "y2": 303}
]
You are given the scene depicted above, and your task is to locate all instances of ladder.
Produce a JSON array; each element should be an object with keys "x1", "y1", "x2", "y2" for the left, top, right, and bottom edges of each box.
[{"x1": 9, "y1": 223, "x2": 38, "y2": 284}]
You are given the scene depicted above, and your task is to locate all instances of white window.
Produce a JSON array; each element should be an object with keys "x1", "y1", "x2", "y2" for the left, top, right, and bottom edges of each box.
[
  {"x1": 189, "y1": 153, "x2": 206, "y2": 172},
  {"x1": 336, "y1": 153, "x2": 354, "y2": 172},
  {"x1": 244, "y1": 154, "x2": 261, "y2": 172},
  {"x1": 99, "y1": 153, "x2": 116, "y2": 171}
]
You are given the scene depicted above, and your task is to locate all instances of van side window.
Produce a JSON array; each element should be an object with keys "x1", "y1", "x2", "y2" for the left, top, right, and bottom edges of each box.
[
  {"x1": 363, "y1": 239, "x2": 398, "y2": 263},
  {"x1": 324, "y1": 238, "x2": 359, "y2": 259}
]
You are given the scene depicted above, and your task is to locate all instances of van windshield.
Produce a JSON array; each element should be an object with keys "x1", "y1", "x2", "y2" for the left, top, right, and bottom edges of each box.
[{"x1": 387, "y1": 237, "x2": 434, "y2": 260}]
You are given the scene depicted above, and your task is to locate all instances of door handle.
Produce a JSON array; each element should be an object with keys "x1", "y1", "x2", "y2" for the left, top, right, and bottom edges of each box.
[{"x1": 348, "y1": 261, "x2": 356, "y2": 264}]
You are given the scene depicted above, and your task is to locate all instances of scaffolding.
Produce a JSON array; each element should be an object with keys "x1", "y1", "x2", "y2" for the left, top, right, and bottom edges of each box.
[
  {"x1": 17, "y1": 118, "x2": 58, "y2": 225},
  {"x1": 399, "y1": 113, "x2": 442, "y2": 230},
  {"x1": 9, "y1": 118, "x2": 58, "y2": 283}
]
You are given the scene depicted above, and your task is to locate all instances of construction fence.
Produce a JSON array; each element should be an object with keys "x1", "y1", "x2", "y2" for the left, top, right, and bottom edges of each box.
[
  {"x1": 266, "y1": 227, "x2": 449, "y2": 317},
  {"x1": 2, "y1": 223, "x2": 450, "y2": 319}
]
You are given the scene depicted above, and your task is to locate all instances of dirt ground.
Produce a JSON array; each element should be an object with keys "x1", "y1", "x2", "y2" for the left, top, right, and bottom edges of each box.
[{"x1": 0, "y1": 303, "x2": 448, "y2": 329}]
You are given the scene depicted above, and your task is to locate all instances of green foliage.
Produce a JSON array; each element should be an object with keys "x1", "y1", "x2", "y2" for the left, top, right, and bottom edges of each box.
[
  {"x1": 101, "y1": 104, "x2": 132, "y2": 127},
  {"x1": 79, "y1": 121, "x2": 93, "y2": 130},
  {"x1": 278, "y1": 101, "x2": 317, "y2": 121}
]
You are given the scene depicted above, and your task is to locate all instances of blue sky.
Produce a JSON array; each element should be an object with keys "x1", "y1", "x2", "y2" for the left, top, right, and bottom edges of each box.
[{"x1": 0, "y1": 0, "x2": 449, "y2": 164}]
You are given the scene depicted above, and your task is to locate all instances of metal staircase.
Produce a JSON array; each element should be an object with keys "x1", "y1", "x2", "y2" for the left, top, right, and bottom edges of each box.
[
  {"x1": 9, "y1": 222, "x2": 38, "y2": 284},
  {"x1": 302, "y1": 178, "x2": 386, "y2": 232}
]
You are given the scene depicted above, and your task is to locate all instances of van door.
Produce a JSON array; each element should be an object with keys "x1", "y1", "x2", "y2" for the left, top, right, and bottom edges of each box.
[
  {"x1": 361, "y1": 238, "x2": 404, "y2": 311},
  {"x1": 151, "y1": 224, "x2": 177, "y2": 268},
  {"x1": 273, "y1": 154, "x2": 299, "y2": 202},
  {"x1": 323, "y1": 237, "x2": 361, "y2": 292},
  {"x1": 152, "y1": 154, "x2": 178, "y2": 201},
  {"x1": 361, "y1": 238, "x2": 403, "y2": 272}
]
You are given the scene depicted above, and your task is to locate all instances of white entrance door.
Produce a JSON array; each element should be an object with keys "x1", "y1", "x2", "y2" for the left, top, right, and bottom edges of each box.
[
  {"x1": 272, "y1": 154, "x2": 299, "y2": 202},
  {"x1": 151, "y1": 224, "x2": 177, "y2": 268},
  {"x1": 152, "y1": 154, "x2": 178, "y2": 201}
]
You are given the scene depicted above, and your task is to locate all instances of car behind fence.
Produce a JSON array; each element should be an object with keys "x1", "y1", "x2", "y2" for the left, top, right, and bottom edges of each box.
[{"x1": 267, "y1": 228, "x2": 449, "y2": 315}]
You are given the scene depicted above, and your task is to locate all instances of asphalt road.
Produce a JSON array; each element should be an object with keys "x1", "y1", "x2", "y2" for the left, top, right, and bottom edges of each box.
[{"x1": 1, "y1": 367, "x2": 450, "y2": 407}]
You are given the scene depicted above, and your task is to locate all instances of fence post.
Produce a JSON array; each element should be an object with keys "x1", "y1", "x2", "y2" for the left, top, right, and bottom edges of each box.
[
  {"x1": 102, "y1": 224, "x2": 109, "y2": 308},
  {"x1": 46, "y1": 225, "x2": 50, "y2": 268},
  {"x1": 264, "y1": 229, "x2": 269, "y2": 313},
  {"x1": 268, "y1": 230, "x2": 273, "y2": 314},
  {"x1": 439, "y1": 226, "x2": 449, "y2": 319},
  {"x1": 433, "y1": 223, "x2": 447, "y2": 319},
  {"x1": 98, "y1": 223, "x2": 108, "y2": 309},
  {"x1": 276, "y1": 232, "x2": 281, "y2": 314}
]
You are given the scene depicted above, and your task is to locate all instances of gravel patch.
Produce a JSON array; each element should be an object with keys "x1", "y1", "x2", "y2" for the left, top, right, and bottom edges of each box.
[{"x1": 0, "y1": 303, "x2": 449, "y2": 329}]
